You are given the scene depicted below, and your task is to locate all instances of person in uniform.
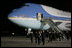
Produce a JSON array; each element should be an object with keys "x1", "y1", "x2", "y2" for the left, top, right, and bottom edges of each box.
[{"x1": 11, "y1": 32, "x2": 15, "y2": 39}]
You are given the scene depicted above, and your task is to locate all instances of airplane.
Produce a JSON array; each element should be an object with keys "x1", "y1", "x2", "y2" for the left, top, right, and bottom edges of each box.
[{"x1": 8, "y1": 3, "x2": 71, "y2": 34}]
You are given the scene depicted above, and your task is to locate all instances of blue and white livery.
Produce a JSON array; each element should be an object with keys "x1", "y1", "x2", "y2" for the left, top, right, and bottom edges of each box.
[{"x1": 8, "y1": 3, "x2": 71, "y2": 31}]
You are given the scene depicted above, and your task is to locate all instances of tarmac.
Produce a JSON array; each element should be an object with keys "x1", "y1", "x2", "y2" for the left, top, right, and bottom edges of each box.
[{"x1": 1, "y1": 36, "x2": 71, "y2": 47}]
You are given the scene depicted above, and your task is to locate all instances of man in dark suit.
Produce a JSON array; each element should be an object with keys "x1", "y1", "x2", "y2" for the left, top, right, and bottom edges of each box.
[
  {"x1": 48, "y1": 32, "x2": 53, "y2": 42},
  {"x1": 38, "y1": 31, "x2": 41, "y2": 45},
  {"x1": 30, "y1": 32, "x2": 34, "y2": 43},
  {"x1": 35, "y1": 32, "x2": 38, "y2": 44},
  {"x1": 35, "y1": 31, "x2": 41, "y2": 45},
  {"x1": 41, "y1": 30, "x2": 46, "y2": 45}
]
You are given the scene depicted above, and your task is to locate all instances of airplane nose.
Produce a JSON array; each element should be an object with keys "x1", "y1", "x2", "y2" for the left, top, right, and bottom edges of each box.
[{"x1": 8, "y1": 12, "x2": 18, "y2": 19}]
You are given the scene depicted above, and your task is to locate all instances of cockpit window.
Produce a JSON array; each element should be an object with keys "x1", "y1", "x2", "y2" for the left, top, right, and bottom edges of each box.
[{"x1": 24, "y1": 5, "x2": 29, "y2": 7}]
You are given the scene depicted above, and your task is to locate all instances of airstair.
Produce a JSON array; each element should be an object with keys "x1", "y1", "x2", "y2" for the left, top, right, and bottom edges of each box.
[
  {"x1": 42, "y1": 18, "x2": 66, "y2": 39},
  {"x1": 42, "y1": 18, "x2": 61, "y2": 33},
  {"x1": 37, "y1": 13, "x2": 66, "y2": 39}
]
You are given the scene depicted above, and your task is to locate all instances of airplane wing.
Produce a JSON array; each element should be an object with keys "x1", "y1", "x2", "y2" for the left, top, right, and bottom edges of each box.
[{"x1": 41, "y1": 5, "x2": 71, "y2": 18}]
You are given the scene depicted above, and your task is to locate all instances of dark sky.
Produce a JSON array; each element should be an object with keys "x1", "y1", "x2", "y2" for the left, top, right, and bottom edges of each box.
[{"x1": 1, "y1": 0, "x2": 71, "y2": 31}]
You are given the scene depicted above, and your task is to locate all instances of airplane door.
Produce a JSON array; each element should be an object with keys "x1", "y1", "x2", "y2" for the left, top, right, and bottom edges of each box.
[{"x1": 37, "y1": 13, "x2": 43, "y2": 21}]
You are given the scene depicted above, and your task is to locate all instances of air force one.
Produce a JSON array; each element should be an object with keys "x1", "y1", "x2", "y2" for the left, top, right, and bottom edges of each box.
[{"x1": 8, "y1": 3, "x2": 71, "y2": 32}]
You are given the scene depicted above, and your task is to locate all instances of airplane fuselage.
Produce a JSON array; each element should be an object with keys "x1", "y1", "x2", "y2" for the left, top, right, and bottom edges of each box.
[{"x1": 8, "y1": 3, "x2": 71, "y2": 31}]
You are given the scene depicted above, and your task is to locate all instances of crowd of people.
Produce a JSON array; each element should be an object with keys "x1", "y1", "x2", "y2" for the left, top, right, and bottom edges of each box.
[
  {"x1": 29, "y1": 30, "x2": 46, "y2": 45},
  {"x1": 29, "y1": 30, "x2": 71, "y2": 45},
  {"x1": 10, "y1": 30, "x2": 71, "y2": 45}
]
